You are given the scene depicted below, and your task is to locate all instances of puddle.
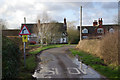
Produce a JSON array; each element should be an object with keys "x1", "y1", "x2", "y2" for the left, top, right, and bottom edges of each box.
[
  {"x1": 32, "y1": 51, "x2": 103, "y2": 79},
  {"x1": 67, "y1": 54, "x2": 102, "y2": 78}
]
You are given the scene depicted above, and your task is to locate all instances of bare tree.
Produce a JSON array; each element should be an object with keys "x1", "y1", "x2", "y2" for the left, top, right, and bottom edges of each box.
[
  {"x1": 34, "y1": 12, "x2": 51, "y2": 46},
  {"x1": 47, "y1": 22, "x2": 62, "y2": 44},
  {"x1": 32, "y1": 12, "x2": 62, "y2": 46},
  {"x1": 67, "y1": 21, "x2": 79, "y2": 44},
  {"x1": 0, "y1": 19, "x2": 7, "y2": 30}
]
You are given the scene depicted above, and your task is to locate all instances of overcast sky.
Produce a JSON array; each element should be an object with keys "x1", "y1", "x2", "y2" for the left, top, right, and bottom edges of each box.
[{"x1": 0, "y1": 0, "x2": 119, "y2": 29}]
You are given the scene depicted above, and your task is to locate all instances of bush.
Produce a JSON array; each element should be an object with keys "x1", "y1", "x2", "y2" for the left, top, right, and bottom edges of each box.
[
  {"x1": 67, "y1": 27, "x2": 79, "y2": 44},
  {"x1": 100, "y1": 31, "x2": 119, "y2": 66},
  {"x1": 2, "y1": 36, "x2": 21, "y2": 78},
  {"x1": 76, "y1": 39, "x2": 101, "y2": 57},
  {"x1": 7, "y1": 37, "x2": 23, "y2": 50}
]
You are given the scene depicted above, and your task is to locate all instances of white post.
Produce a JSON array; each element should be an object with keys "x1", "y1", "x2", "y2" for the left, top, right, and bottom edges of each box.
[
  {"x1": 24, "y1": 42, "x2": 26, "y2": 68},
  {"x1": 80, "y1": 62, "x2": 82, "y2": 70},
  {"x1": 24, "y1": 17, "x2": 26, "y2": 68},
  {"x1": 0, "y1": 23, "x2": 2, "y2": 80},
  {"x1": 78, "y1": 56, "x2": 82, "y2": 70},
  {"x1": 80, "y1": 6, "x2": 82, "y2": 41}
]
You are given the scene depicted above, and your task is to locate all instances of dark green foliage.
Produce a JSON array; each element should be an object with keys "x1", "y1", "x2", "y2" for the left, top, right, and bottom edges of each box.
[
  {"x1": 67, "y1": 28, "x2": 80, "y2": 44},
  {"x1": 2, "y1": 36, "x2": 21, "y2": 78}
]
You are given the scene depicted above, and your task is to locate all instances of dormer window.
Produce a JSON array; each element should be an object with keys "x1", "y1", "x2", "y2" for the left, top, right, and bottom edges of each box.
[
  {"x1": 97, "y1": 28, "x2": 104, "y2": 33},
  {"x1": 82, "y1": 28, "x2": 88, "y2": 33},
  {"x1": 109, "y1": 28, "x2": 114, "y2": 33}
]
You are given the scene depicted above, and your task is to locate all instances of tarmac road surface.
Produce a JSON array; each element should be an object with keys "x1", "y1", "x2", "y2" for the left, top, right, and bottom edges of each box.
[{"x1": 33, "y1": 45, "x2": 104, "y2": 79}]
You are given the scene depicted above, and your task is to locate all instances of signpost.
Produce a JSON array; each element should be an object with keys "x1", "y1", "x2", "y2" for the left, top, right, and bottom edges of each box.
[
  {"x1": 22, "y1": 35, "x2": 28, "y2": 42},
  {"x1": 19, "y1": 25, "x2": 31, "y2": 68}
]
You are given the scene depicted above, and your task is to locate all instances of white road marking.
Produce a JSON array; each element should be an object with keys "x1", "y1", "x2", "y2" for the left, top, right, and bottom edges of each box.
[
  {"x1": 44, "y1": 75, "x2": 52, "y2": 78},
  {"x1": 78, "y1": 67, "x2": 87, "y2": 74},
  {"x1": 67, "y1": 68, "x2": 81, "y2": 74},
  {"x1": 33, "y1": 67, "x2": 85, "y2": 78},
  {"x1": 44, "y1": 68, "x2": 55, "y2": 75},
  {"x1": 54, "y1": 68, "x2": 59, "y2": 75}
]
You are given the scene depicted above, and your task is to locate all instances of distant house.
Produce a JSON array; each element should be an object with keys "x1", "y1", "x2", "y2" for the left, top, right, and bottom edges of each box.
[
  {"x1": 21, "y1": 18, "x2": 67, "y2": 44},
  {"x1": 78, "y1": 18, "x2": 118, "y2": 39}
]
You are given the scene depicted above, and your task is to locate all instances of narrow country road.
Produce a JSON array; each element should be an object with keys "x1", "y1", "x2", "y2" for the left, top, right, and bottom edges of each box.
[{"x1": 33, "y1": 45, "x2": 104, "y2": 79}]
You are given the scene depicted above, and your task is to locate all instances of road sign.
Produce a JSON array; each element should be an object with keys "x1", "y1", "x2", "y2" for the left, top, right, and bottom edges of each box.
[
  {"x1": 22, "y1": 35, "x2": 28, "y2": 42},
  {"x1": 19, "y1": 24, "x2": 31, "y2": 68},
  {"x1": 19, "y1": 25, "x2": 31, "y2": 35}
]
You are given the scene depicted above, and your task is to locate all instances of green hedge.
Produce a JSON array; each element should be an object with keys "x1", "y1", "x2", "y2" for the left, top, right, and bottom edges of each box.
[{"x1": 2, "y1": 36, "x2": 21, "y2": 78}]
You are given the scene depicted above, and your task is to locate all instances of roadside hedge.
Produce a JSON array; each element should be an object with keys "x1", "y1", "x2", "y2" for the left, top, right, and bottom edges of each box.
[
  {"x1": 76, "y1": 31, "x2": 119, "y2": 67},
  {"x1": 2, "y1": 36, "x2": 21, "y2": 79}
]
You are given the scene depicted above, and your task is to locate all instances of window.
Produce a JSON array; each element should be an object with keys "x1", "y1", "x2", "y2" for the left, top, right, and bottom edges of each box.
[
  {"x1": 82, "y1": 28, "x2": 88, "y2": 33},
  {"x1": 109, "y1": 28, "x2": 114, "y2": 33},
  {"x1": 60, "y1": 38, "x2": 66, "y2": 43},
  {"x1": 62, "y1": 32, "x2": 66, "y2": 36},
  {"x1": 97, "y1": 28, "x2": 104, "y2": 33},
  {"x1": 82, "y1": 36, "x2": 88, "y2": 39},
  {"x1": 97, "y1": 36, "x2": 102, "y2": 38}
]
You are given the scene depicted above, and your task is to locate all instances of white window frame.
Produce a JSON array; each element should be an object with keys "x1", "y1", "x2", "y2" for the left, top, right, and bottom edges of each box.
[
  {"x1": 82, "y1": 36, "x2": 88, "y2": 39},
  {"x1": 82, "y1": 28, "x2": 88, "y2": 33},
  {"x1": 97, "y1": 28, "x2": 104, "y2": 33},
  {"x1": 109, "y1": 28, "x2": 114, "y2": 33}
]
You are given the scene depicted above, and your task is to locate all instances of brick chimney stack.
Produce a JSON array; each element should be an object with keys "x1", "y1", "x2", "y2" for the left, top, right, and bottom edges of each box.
[
  {"x1": 64, "y1": 18, "x2": 66, "y2": 25},
  {"x1": 38, "y1": 20, "x2": 40, "y2": 24},
  {"x1": 64, "y1": 18, "x2": 67, "y2": 30},
  {"x1": 37, "y1": 19, "x2": 40, "y2": 28},
  {"x1": 98, "y1": 18, "x2": 103, "y2": 25},
  {"x1": 93, "y1": 20, "x2": 98, "y2": 26},
  {"x1": 101, "y1": 18, "x2": 102, "y2": 25},
  {"x1": 24, "y1": 17, "x2": 26, "y2": 24}
]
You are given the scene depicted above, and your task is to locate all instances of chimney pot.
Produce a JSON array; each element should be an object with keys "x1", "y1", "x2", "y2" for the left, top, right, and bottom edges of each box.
[
  {"x1": 98, "y1": 18, "x2": 103, "y2": 25},
  {"x1": 24, "y1": 17, "x2": 26, "y2": 24},
  {"x1": 38, "y1": 20, "x2": 40, "y2": 24},
  {"x1": 93, "y1": 20, "x2": 98, "y2": 26}
]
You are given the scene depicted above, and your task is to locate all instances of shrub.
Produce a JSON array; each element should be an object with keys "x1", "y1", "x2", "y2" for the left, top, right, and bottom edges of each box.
[
  {"x1": 7, "y1": 36, "x2": 30, "y2": 50},
  {"x1": 2, "y1": 36, "x2": 21, "y2": 78},
  {"x1": 76, "y1": 31, "x2": 119, "y2": 67},
  {"x1": 67, "y1": 27, "x2": 79, "y2": 44},
  {"x1": 76, "y1": 39, "x2": 101, "y2": 57},
  {"x1": 7, "y1": 37, "x2": 23, "y2": 50},
  {"x1": 100, "y1": 31, "x2": 119, "y2": 66}
]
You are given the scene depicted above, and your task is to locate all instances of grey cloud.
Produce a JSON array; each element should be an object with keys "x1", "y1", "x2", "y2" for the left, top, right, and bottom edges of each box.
[
  {"x1": 38, "y1": 2, "x2": 94, "y2": 13},
  {"x1": 0, "y1": 1, "x2": 117, "y2": 29},
  {"x1": 37, "y1": 2, "x2": 95, "y2": 22},
  {"x1": 101, "y1": 2, "x2": 118, "y2": 9}
]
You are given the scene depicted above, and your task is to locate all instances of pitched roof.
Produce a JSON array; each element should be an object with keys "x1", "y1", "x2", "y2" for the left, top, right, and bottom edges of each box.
[
  {"x1": 21, "y1": 22, "x2": 66, "y2": 34},
  {"x1": 77, "y1": 24, "x2": 119, "y2": 34},
  {"x1": 21, "y1": 24, "x2": 36, "y2": 33}
]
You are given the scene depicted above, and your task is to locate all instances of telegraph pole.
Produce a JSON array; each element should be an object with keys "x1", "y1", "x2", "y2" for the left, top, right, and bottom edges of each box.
[
  {"x1": 80, "y1": 6, "x2": 82, "y2": 41},
  {"x1": 79, "y1": 6, "x2": 83, "y2": 72}
]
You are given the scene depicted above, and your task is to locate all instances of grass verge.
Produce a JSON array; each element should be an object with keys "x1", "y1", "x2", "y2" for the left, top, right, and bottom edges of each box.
[
  {"x1": 70, "y1": 49, "x2": 120, "y2": 79},
  {"x1": 18, "y1": 44, "x2": 64, "y2": 79},
  {"x1": 29, "y1": 44, "x2": 63, "y2": 54}
]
